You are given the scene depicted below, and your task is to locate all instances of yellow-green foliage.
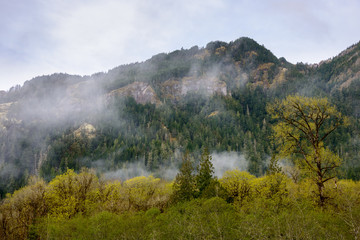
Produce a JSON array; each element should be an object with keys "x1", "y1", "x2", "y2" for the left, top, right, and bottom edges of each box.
[
  {"x1": 45, "y1": 168, "x2": 99, "y2": 218},
  {"x1": 220, "y1": 170, "x2": 295, "y2": 214},
  {"x1": 267, "y1": 95, "x2": 349, "y2": 205},
  {"x1": 267, "y1": 95, "x2": 348, "y2": 163},
  {"x1": 0, "y1": 177, "x2": 47, "y2": 240},
  {"x1": 332, "y1": 179, "x2": 360, "y2": 239},
  {"x1": 219, "y1": 170, "x2": 255, "y2": 204},
  {"x1": 123, "y1": 175, "x2": 172, "y2": 211},
  {"x1": 253, "y1": 174, "x2": 289, "y2": 200},
  {"x1": 97, "y1": 180, "x2": 125, "y2": 213},
  {"x1": 240, "y1": 173, "x2": 291, "y2": 214},
  {"x1": 290, "y1": 178, "x2": 318, "y2": 204},
  {"x1": 1, "y1": 168, "x2": 360, "y2": 239}
]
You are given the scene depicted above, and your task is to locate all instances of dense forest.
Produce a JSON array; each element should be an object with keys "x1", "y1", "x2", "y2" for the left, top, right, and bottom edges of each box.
[
  {"x1": 1, "y1": 37, "x2": 360, "y2": 197},
  {"x1": 1, "y1": 150, "x2": 359, "y2": 239},
  {"x1": 0, "y1": 37, "x2": 360, "y2": 238}
]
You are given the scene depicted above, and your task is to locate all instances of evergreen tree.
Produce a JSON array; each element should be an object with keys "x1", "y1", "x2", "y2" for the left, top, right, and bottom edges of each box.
[
  {"x1": 196, "y1": 148, "x2": 216, "y2": 197},
  {"x1": 171, "y1": 153, "x2": 196, "y2": 202}
]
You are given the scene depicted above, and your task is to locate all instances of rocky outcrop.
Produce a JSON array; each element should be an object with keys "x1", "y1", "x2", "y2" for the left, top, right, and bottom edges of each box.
[
  {"x1": 161, "y1": 75, "x2": 227, "y2": 100},
  {"x1": 74, "y1": 123, "x2": 96, "y2": 139},
  {"x1": 182, "y1": 76, "x2": 227, "y2": 96},
  {"x1": 107, "y1": 82, "x2": 161, "y2": 105}
]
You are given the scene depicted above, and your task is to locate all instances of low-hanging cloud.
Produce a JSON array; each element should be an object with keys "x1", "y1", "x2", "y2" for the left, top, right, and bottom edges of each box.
[
  {"x1": 211, "y1": 151, "x2": 248, "y2": 178},
  {"x1": 103, "y1": 161, "x2": 151, "y2": 181},
  {"x1": 100, "y1": 159, "x2": 179, "y2": 181},
  {"x1": 95, "y1": 151, "x2": 248, "y2": 181}
]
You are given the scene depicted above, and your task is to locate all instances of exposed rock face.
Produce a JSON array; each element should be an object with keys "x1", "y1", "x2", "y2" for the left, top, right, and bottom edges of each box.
[
  {"x1": 161, "y1": 75, "x2": 227, "y2": 100},
  {"x1": 182, "y1": 76, "x2": 227, "y2": 96},
  {"x1": 107, "y1": 82, "x2": 161, "y2": 105},
  {"x1": 161, "y1": 79, "x2": 182, "y2": 100},
  {"x1": 74, "y1": 123, "x2": 96, "y2": 139}
]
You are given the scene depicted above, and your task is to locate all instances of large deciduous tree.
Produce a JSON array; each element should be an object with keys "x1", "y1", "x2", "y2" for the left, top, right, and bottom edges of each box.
[{"x1": 267, "y1": 95, "x2": 348, "y2": 206}]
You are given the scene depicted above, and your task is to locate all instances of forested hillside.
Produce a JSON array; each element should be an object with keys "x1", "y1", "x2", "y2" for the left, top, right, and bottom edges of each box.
[
  {"x1": 1, "y1": 154, "x2": 359, "y2": 239},
  {"x1": 0, "y1": 37, "x2": 360, "y2": 198},
  {"x1": 1, "y1": 37, "x2": 360, "y2": 239}
]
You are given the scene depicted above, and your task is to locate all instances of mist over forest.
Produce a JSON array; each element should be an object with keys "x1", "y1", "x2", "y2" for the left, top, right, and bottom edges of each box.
[
  {"x1": 1, "y1": 36, "x2": 360, "y2": 239},
  {"x1": 0, "y1": 37, "x2": 360, "y2": 198}
]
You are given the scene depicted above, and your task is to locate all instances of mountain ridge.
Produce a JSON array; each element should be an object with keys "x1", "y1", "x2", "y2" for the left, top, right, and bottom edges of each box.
[
  {"x1": 1, "y1": 37, "x2": 359, "y2": 106},
  {"x1": 0, "y1": 37, "x2": 360, "y2": 197}
]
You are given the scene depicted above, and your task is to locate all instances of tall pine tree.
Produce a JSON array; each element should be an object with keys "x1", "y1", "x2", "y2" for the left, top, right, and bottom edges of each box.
[
  {"x1": 171, "y1": 153, "x2": 196, "y2": 203},
  {"x1": 195, "y1": 148, "x2": 216, "y2": 198}
]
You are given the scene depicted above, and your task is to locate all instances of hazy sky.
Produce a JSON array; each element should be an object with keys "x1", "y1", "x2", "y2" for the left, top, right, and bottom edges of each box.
[{"x1": 1, "y1": 0, "x2": 359, "y2": 91}]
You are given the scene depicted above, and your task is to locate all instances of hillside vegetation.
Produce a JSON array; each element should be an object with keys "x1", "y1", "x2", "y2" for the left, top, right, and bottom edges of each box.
[
  {"x1": 0, "y1": 37, "x2": 359, "y2": 200},
  {"x1": 1, "y1": 164, "x2": 359, "y2": 239},
  {"x1": 1, "y1": 91, "x2": 360, "y2": 239}
]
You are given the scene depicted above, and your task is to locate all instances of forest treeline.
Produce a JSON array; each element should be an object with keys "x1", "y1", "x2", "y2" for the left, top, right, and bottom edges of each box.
[{"x1": 1, "y1": 165, "x2": 359, "y2": 239}]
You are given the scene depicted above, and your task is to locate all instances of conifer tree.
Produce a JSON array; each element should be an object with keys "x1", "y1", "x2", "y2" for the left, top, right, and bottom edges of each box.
[
  {"x1": 171, "y1": 153, "x2": 196, "y2": 202},
  {"x1": 196, "y1": 148, "x2": 216, "y2": 197}
]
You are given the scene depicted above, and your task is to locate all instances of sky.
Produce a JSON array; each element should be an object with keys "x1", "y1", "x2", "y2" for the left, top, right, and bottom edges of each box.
[{"x1": 0, "y1": 0, "x2": 360, "y2": 91}]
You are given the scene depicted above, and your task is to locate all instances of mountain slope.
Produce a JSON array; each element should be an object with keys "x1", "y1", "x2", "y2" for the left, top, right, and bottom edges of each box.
[
  {"x1": 0, "y1": 37, "x2": 360, "y2": 197},
  {"x1": 316, "y1": 41, "x2": 360, "y2": 89}
]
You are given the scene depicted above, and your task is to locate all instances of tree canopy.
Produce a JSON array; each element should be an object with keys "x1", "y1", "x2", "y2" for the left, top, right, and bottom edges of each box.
[{"x1": 267, "y1": 95, "x2": 349, "y2": 205}]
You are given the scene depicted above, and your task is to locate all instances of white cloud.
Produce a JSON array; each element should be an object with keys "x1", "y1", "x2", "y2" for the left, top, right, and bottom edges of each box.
[{"x1": 211, "y1": 151, "x2": 248, "y2": 178}]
